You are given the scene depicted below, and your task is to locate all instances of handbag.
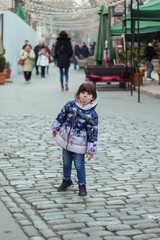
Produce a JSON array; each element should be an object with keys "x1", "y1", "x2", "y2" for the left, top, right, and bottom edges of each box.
[{"x1": 18, "y1": 59, "x2": 24, "y2": 65}]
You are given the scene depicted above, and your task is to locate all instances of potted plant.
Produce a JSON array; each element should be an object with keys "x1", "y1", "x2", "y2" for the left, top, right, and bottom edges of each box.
[
  {"x1": 0, "y1": 55, "x2": 6, "y2": 84},
  {"x1": 118, "y1": 46, "x2": 146, "y2": 86},
  {"x1": 5, "y1": 61, "x2": 11, "y2": 79}
]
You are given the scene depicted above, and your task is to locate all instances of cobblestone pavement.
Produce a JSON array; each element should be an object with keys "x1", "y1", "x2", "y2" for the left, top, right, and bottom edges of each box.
[{"x1": 1, "y1": 113, "x2": 160, "y2": 240}]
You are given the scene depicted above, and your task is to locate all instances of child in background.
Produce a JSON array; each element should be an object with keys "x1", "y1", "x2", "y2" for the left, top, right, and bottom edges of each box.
[
  {"x1": 51, "y1": 81, "x2": 98, "y2": 196},
  {"x1": 37, "y1": 48, "x2": 49, "y2": 78}
]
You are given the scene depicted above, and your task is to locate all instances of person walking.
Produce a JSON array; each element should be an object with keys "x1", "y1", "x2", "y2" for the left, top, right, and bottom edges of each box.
[
  {"x1": 145, "y1": 39, "x2": 157, "y2": 80},
  {"x1": 22, "y1": 40, "x2": 29, "y2": 49},
  {"x1": 34, "y1": 41, "x2": 45, "y2": 76},
  {"x1": 80, "y1": 42, "x2": 90, "y2": 59},
  {"x1": 37, "y1": 48, "x2": 49, "y2": 78},
  {"x1": 51, "y1": 43, "x2": 56, "y2": 63},
  {"x1": 55, "y1": 31, "x2": 73, "y2": 91},
  {"x1": 44, "y1": 44, "x2": 51, "y2": 74},
  {"x1": 74, "y1": 41, "x2": 81, "y2": 70},
  {"x1": 19, "y1": 44, "x2": 35, "y2": 83},
  {"x1": 51, "y1": 81, "x2": 98, "y2": 196}
]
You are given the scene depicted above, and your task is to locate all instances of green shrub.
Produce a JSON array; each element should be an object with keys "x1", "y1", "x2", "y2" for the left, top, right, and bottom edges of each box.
[{"x1": 0, "y1": 55, "x2": 6, "y2": 72}]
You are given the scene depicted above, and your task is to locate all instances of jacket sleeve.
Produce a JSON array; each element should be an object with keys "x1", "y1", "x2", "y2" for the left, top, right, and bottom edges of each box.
[
  {"x1": 29, "y1": 50, "x2": 35, "y2": 60},
  {"x1": 86, "y1": 111, "x2": 98, "y2": 154},
  {"x1": 51, "y1": 101, "x2": 70, "y2": 132},
  {"x1": 19, "y1": 50, "x2": 26, "y2": 60},
  {"x1": 55, "y1": 42, "x2": 59, "y2": 59},
  {"x1": 68, "y1": 42, "x2": 73, "y2": 58}
]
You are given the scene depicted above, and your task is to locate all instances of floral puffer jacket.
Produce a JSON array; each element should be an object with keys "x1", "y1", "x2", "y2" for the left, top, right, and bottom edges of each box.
[{"x1": 51, "y1": 94, "x2": 98, "y2": 154}]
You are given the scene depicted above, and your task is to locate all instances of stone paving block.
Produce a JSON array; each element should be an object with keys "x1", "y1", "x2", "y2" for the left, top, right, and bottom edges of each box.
[
  {"x1": 133, "y1": 223, "x2": 159, "y2": 230},
  {"x1": 22, "y1": 225, "x2": 39, "y2": 237},
  {"x1": 56, "y1": 230, "x2": 80, "y2": 237},
  {"x1": 62, "y1": 233, "x2": 87, "y2": 240},
  {"x1": 40, "y1": 229, "x2": 57, "y2": 238},
  {"x1": 116, "y1": 230, "x2": 142, "y2": 236},
  {"x1": 149, "y1": 239, "x2": 160, "y2": 240},
  {"x1": 144, "y1": 228, "x2": 160, "y2": 234},
  {"x1": 19, "y1": 219, "x2": 32, "y2": 226},
  {"x1": 106, "y1": 224, "x2": 131, "y2": 231},
  {"x1": 48, "y1": 219, "x2": 71, "y2": 225},
  {"x1": 52, "y1": 223, "x2": 86, "y2": 231},
  {"x1": 104, "y1": 237, "x2": 131, "y2": 240},
  {"x1": 9, "y1": 207, "x2": 23, "y2": 213},
  {"x1": 80, "y1": 226, "x2": 105, "y2": 234},
  {"x1": 30, "y1": 237, "x2": 45, "y2": 240},
  {"x1": 73, "y1": 237, "x2": 102, "y2": 240},
  {"x1": 106, "y1": 200, "x2": 125, "y2": 205},
  {"x1": 48, "y1": 238, "x2": 61, "y2": 240},
  {"x1": 133, "y1": 234, "x2": 158, "y2": 240},
  {"x1": 119, "y1": 215, "x2": 140, "y2": 221}
]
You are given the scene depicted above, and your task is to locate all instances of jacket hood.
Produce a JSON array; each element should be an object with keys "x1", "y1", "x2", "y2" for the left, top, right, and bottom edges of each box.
[{"x1": 75, "y1": 91, "x2": 99, "y2": 110}]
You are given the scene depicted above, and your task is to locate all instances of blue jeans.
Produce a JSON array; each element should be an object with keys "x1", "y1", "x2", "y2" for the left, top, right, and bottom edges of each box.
[
  {"x1": 146, "y1": 60, "x2": 154, "y2": 78},
  {"x1": 59, "y1": 67, "x2": 69, "y2": 87},
  {"x1": 62, "y1": 148, "x2": 86, "y2": 184},
  {"x1": 74, "y1": 57, "x2": 77, "y2": 70}
]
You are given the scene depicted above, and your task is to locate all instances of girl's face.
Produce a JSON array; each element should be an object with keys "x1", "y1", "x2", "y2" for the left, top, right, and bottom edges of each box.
[{"x1": 78, "y1": 91, "x2": 94, "y2": 105}]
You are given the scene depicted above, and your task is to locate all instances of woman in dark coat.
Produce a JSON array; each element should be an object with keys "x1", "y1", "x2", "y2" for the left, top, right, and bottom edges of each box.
[{"x1": 55, "y1": 31, "x2": 73, "y2": 91}]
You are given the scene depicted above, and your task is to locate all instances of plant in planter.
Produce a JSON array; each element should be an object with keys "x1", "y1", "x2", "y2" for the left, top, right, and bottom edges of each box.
[
  {"x1": 118, "y1": 46, "x2": 146, "y2": 86},
  {"x1": 5, "y1": 61, "x2": 11, "y2": 79},
  {"x1": 0, "y1": 55, "x2": 6, "y2": 84},
  {"x1": 154, "y1": 46, "x2": 160, "y2": 57}
]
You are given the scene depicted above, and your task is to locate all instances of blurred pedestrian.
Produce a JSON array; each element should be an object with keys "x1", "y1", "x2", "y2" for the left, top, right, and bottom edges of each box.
[
  {"x1": 51, "y1": 43, "x2": 56, "y2": 63},
  {"x1": 145, "y1": 39, "x2": 157, "y2": 80},
  {"x1": 34, "y1": 41, "x2": 45, "y2": 75},
  {"x1": 44, "y1": 44, "x2": 51, "y2": 74},
  {"x1": 22, "y1": 40, "x2": 29, "y2": 49},
  {"x1": 37, "y1": 48, "x2": 49, "y2": 78},
  {"x1": 19, "y1": 44, "x2": 35, "y2": 83},
  {"x1": 51, "y1": 81, "x2": 98, "y2": 196},
  {"x1": 55, "y1": 31, "x2": 73, "y2": 91},
  {"x1": 80, "y1": 42, "x2": 90, "y2": 58},
  {"x1": 74, "y1": 41, "x2": 81, "y2": 70}
]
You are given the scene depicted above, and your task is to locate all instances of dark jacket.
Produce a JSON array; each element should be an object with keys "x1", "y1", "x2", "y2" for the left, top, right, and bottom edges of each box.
[
  {"x1": 55, "y1": 37, "x2": 73, "y2": 68},
  {"x1": 80, "y1": 45, "x2": 90, "y2": 58},
  {"x1": 145, "y1": 44, "x2": 157, "y2": 62},
  {"x1": 74, "y1": 44, "x2": 81, "y2": 58}
]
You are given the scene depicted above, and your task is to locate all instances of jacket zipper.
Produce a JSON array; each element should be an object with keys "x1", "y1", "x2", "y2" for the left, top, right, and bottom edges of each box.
[{"x1": 66, "y1": 108, "x2": 80, "y2": 150}]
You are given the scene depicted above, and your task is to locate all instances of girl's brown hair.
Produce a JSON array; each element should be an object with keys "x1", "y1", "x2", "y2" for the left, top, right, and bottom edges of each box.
[{"x1": 76, "y1": 81, "x2": 97, "y2": 100}]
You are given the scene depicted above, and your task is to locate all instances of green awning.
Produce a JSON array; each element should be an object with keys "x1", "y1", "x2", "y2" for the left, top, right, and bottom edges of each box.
[
  {"x1": 111, "y1": 20, "x2": 160, "y2": 35},
  {"x1": 111, "y1": 0, "x2": 160, "y2": 36}
]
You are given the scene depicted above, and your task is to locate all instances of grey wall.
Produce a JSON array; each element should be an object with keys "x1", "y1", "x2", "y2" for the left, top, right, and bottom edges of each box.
[{"x1": 1, "y1": 10, "x2": 39, "y2": 77}]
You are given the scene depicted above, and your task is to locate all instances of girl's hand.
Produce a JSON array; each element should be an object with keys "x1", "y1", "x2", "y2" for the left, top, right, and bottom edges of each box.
[
  {"x1": 52, "y1": 131, "x2": 57, "y2": 137},
  {"x1": 86, "y1": 153, "x2": 93, "y2": 161}
]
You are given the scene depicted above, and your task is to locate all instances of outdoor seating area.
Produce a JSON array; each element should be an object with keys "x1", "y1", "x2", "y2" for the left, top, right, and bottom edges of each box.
[
  {"x1": 85, "y1": 65, "x2": 133, "y2": 88},
  {"x1": 76, "y1": 56, "x2": 94, "y2": 69}
]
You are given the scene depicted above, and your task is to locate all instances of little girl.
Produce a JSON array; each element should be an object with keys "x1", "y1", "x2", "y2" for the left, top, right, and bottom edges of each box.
[
  {"x1": 51, "y1": 81, "x2": 98, "y2": 196},
  {"x1": 37, "y1": 48, "x2": 49, "y2": 78}
]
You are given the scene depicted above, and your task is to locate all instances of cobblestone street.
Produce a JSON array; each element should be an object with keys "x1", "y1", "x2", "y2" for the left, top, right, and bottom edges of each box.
[{"x1": 0, "y1": 66, "x2": 160, "y2": 240}]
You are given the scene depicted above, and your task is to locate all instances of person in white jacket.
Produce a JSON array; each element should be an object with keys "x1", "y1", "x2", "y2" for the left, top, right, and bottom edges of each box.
[{"x1": 37, "y1": 48, "x2": 49, "y2": 78}]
